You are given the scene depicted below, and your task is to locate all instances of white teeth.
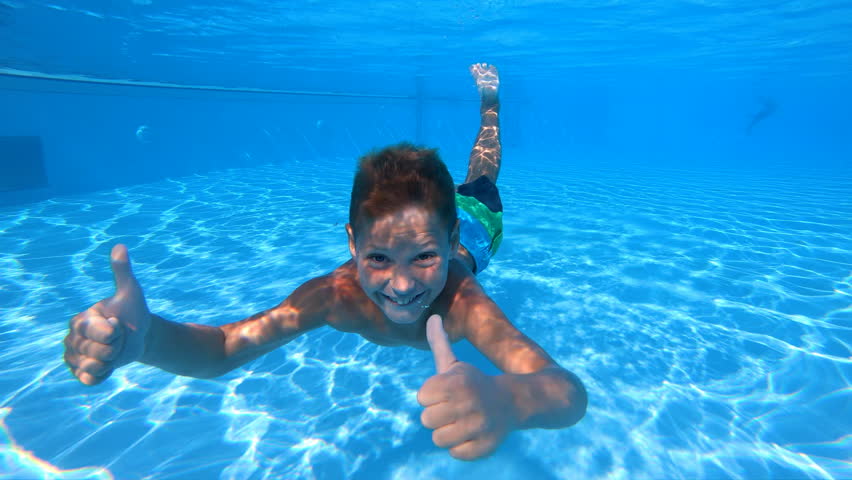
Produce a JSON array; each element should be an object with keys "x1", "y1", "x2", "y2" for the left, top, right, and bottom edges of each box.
[{"x1": 386, "y1": 293, "x2": 420, "y2": 306}]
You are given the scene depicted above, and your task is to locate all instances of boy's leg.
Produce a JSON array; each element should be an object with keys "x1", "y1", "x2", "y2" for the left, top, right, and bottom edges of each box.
[
  {"x1": 464, "y1": 63, "x2": 501, "y2": 184},
  {"x1": 456, "y1": 63, "x2": 503, "y2": 274}
]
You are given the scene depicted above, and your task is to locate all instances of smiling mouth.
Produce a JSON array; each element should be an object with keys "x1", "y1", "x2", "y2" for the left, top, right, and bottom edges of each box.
[{"x1": 382, "y1": 292, "x2": 425, "y2": 307}]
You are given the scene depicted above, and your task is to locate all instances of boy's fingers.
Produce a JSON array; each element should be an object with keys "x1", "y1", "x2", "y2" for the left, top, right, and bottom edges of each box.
[
  {"x1": 76, "y1": 369, "x2": 111, "y2": 386},
  {"x1": 76, "y1": 336, "x2": 119, "y2": 361},
  {"x1": 75, "y1": 357, "x2": 111, "y2": 378},
  {"x1": 110, "y1": 244, "x2": 136, "y2": 292},
  {"x1": 74, "y1": 313, "x2": 122, "y2": 344},
  {"x1": 426, "y1": 314, "x2": 457, "y2": 374}
]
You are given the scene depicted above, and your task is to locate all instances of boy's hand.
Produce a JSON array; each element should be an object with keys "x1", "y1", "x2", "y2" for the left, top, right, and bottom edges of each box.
[
  {"x1": 64, "y1": 244, "x2": 152, "y2": 386},
  {"x1": 418, "y1": 314, "x2": 517, "y2": 461}
]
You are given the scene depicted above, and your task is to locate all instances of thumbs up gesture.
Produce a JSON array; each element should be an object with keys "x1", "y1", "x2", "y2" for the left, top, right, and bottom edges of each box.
[
  {"x1": 417, "y1": 315, "x2": 517, "y2": 461},
  {"x1": 64, "y1": 244, "x2": 152, "y2": 385}
]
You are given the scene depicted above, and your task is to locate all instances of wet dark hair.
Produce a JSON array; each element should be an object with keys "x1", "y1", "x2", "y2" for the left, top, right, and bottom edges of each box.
[{"x1": 349, "y1": 143, "x2": 457, "y2": 240}]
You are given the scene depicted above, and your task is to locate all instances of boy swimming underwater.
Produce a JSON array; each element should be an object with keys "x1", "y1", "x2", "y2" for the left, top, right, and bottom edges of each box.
[{"x1": 63, "y1": 63, "x2": 587, "y2": 461}]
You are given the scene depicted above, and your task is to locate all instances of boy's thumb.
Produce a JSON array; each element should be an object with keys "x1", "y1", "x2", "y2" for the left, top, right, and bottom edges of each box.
[
  {"x1": 109, "y1": 244, "x2": 136, "y2": 292},
  {"x1": 426, "y1": 314, "x2": 457, "y2": 374}
]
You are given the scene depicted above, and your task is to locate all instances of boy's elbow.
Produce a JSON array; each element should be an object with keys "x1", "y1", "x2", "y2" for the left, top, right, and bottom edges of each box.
[
  {"x1": 525, "y1": 366, "x2": 587, "y2": 429},
  {"x1": 549, "y1": 367, "x2": 587, "y2": 428},
  {"x1": 565, "y1": 372, "x2": 588, "y2": 427}
]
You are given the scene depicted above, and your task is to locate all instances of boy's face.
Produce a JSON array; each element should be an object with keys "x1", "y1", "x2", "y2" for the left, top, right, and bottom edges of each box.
[{"x1": 346, "y1": 205, "x2": 459, "y2": 325}]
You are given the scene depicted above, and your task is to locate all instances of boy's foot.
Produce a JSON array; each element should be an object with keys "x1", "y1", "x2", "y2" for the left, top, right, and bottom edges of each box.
[{"x1": 469, "y1": 63, "x2": 499, "y2": 102}]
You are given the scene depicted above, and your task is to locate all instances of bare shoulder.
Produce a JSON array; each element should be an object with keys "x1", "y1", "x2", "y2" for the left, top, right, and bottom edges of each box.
[
  {"x1": 214, "y1": 271, "x2": 341, "y2": 368},
  {"x1": 322, "y1": 260, "x2": 379, "y2": 332},
  {"x1": 439, "y1": 259, "x2": 491, "y2": 341},
  {"x1": 223, "y1": 271, "x2": 338, "y2": 340},
  {"x1": 221, "y1": 262, "x2": 365, "y2": 342},
  {"x1": 444, "y1": 262, "x2": 559, "y2": 374}
]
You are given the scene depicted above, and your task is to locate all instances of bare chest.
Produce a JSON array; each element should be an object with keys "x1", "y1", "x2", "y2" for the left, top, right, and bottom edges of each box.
[
  {"x1": 358, "y1": 328, "x2": 431, "y2": 350},
  {"x1": 327, "y1": 261, "x2": 467, "y2": 350},
  {"x1": 330, "y1": 305, "x2": 461, "y2": 351}
]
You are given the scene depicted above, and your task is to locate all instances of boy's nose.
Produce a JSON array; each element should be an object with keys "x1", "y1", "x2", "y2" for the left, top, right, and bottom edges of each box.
[{"x1": 389, "y1": 268, "x2": 417, "y2": 295}]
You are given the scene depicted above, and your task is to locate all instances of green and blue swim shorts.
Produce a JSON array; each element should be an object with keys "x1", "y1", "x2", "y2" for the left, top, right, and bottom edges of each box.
[{"x1": 456, "y1": 175, "x2": 503, "y2": 274}]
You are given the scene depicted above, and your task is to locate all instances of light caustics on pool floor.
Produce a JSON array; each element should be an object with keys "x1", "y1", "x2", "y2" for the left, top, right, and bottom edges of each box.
[{"x1": 0, "y1": 159, "x2": 850, "y2": 480}]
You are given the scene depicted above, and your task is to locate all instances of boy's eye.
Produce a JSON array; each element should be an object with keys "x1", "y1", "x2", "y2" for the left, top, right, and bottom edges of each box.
[
  {"x1": 368, "y1": 254, "x2": 388, "y2": 263},
  {"x1": 416, "y1": 253, "x2": 436, "y2": 261}
]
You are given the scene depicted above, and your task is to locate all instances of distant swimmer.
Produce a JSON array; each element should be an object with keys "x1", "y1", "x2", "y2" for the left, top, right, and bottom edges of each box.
[
  {"x1": 135, "y1": 125, "x2": 151, "y2": 143},
  {"x1": 746, "y1": 97, "x2": 777, "y2": 135}
]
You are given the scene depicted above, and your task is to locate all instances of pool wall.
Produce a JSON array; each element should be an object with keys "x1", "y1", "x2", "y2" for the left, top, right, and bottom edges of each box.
[{"x1": 2, "y1": 73, "x2": 850, "y2": 207}]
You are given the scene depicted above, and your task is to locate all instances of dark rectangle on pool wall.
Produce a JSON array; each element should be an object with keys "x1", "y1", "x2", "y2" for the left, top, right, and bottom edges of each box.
[{"x1": 0, "y1": 136, "x2": 48, "y2": 192}]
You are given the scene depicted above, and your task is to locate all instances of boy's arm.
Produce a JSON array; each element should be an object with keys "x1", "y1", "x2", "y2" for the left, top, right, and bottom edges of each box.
[
  {"x1": 458, "y1": 283, "x2": 587, "y2": 430},
  {"x1": 141, "y1": 275, "x2": 332, "y2": 378}
]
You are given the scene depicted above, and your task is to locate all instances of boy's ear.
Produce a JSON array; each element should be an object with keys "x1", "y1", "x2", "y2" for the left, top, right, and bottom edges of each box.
[
  {"x1": 345, "y1": 223, "x2": 357, "y2": 258},
  {"x1": 450, "y1": 219, "x2": 460, "y2": 252}
]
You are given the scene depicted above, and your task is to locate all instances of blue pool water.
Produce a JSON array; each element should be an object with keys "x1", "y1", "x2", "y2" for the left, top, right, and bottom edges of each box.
[
  {"x1": 2, "y1": 1, "x2": 852, "y2": 479},
  {"x1": 2, "y1": 161, "x2": 850, "y2": 479}
]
